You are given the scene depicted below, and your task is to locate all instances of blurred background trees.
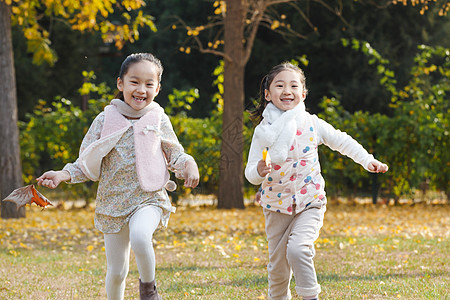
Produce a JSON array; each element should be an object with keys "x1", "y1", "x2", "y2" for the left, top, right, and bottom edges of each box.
[{"x1": 2, "y1": 0, "x2": 449, "y2": 217}]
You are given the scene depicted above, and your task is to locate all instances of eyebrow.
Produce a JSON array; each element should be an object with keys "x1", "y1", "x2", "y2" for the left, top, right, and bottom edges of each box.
[
  {"x1": 129, "y1": 76, "x2": 155, "y2": 82},
  {"x1": 274, "y1": 80, "x2": 299, "y2": 83}
]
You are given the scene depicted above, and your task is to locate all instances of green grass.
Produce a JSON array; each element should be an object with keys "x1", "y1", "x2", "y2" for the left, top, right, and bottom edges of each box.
[{"x1": 0, "y1": 203, "x2": 448, "y2": 299}]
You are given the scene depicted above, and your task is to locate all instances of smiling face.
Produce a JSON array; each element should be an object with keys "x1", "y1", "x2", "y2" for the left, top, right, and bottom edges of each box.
[
  {"x1": 116, "y1": 60, "x2": 161, "y2": 111},
  {"x1": 265, "y1": 69, "x2": 306, "y2": 111}
]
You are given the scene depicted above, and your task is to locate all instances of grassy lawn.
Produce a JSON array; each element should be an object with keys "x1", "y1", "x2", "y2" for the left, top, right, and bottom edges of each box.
[{"x1": 0, "y1": 203, "x2": 448, "y2": 299}]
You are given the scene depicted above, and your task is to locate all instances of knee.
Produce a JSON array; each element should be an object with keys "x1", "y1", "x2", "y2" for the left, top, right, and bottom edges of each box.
[
  {"x1": 286, "y1": 243, "x2": 315, "y2": 264},
  {"x1": 107, "y1": 269, "x2": 128, "y2": 286},
  {"x1": 130, "y1": 232, "x2": 153, "y2": 254}
]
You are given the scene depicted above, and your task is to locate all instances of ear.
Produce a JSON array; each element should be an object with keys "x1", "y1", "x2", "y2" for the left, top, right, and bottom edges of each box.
[
  {"x1": 301, "y1": 90, "x2": 306, "y2": 101},
  {"x1": 264, "y1": 89, "x2": 271, "y2": 102},
  {"x1": 116, "y1": 77, "x2": 123, "y2": 91},
  {"x1": 155, "y1": 83, "x2": 161, "y2": 96}
]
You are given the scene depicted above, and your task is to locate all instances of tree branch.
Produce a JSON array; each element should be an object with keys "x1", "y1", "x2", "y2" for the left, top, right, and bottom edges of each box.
[
  {"x1": 265, "y1": 0, "x2": 298, "y2": 6},
  {"x1": 312, "y1": 0, "x2": 350, "y2": 27},
  {"x1": 284, "y1": 3, "x2": 316, "y2": 31},
  {"x1": 172, "y1": 15, "x2": 232, "y2": 62},
  {"x1": 191, "y1": 34, "x2": 233, "y2": 62},
  {"x1": 243, "y1": 2, "x2": 266, "y2": 64}
]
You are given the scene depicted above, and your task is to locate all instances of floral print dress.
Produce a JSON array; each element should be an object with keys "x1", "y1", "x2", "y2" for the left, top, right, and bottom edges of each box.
[{"x1": 64, "y1": 112, "x2": 193, "y2": 233}]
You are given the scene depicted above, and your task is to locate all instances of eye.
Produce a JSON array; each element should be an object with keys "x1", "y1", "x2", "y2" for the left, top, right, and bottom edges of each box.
[{"x1": 130, "y1": 80, "x2": 138, "y2": 84}]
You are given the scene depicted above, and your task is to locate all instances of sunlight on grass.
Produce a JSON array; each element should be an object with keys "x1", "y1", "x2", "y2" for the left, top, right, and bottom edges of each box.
[{"x1": 0, "y1": 203, "x2": 448, "y2": 299}]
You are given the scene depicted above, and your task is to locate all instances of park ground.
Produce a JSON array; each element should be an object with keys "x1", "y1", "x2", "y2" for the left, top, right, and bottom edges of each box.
[{"x1": 0, "y1": 200, "x2": 448, "y2": 299}]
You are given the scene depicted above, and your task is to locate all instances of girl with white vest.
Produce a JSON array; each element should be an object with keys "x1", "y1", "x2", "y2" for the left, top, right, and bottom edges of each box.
[
  {"x1": 37, "y1": 53, "x2": 199, "y2": 300},
  {"x1": 245, "y1": 62, "x2": 388, "y2": 300}
]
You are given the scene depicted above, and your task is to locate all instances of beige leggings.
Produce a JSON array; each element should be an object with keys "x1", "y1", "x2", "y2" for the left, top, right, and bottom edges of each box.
[{"x1": 264, "y1": 204, "x2": 326, "y2": 300}]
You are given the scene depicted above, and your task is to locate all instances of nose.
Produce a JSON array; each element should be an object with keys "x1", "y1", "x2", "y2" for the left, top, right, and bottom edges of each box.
[
  {"x1": 282, "y1": 87, "x2": 292, "y2": 95},
  {"x1": 137, "y1": 84, "x2": 146, "y2": 93}
]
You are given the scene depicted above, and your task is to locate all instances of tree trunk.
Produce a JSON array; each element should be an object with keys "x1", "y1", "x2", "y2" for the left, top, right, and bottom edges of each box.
[
  {"x1": 218, "y1": 0, "x2": 245, "y2": 209},
  {"x1": 0, "y1": 1, "x2": 25, "y2": 218}
]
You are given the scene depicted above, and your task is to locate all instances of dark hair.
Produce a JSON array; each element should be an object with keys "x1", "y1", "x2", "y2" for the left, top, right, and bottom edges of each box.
[
  {"x1": 114, "y1": 53, "x2": 164, "y2": 100},
  {"x1": 250, "y1": 62, "x2": 307, "y2": 123}
]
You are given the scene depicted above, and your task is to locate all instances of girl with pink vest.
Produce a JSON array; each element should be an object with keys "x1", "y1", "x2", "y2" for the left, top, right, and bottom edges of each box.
[
  {"x1": 245, "y1": 62, "x2": 388, "y2": 300},
  {"x1": 38, "y1": 53, "x2": 199, "y2": 300}
]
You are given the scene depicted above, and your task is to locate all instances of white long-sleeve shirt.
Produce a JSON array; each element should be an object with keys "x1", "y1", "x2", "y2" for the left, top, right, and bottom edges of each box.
[{"x1": 245, "y1": 103, "x2": 374, "y2": 214}]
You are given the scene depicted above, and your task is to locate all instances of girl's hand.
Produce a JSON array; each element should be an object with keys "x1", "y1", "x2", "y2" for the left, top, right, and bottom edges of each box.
[
  {"x1": 255, "y1": 190, "x2": 262, "y2": 205},
  {"x1": 37, "y1": 170, "x2": 71, "y2": 189},
  {"x1": 367, "y1": 160, "x2": 389, "y2": 173},
  {"x1": 183, "y1": 160, "x2": 199, "y2": 188},
  {"x1": 257, "y1": 159, "x2": 272, "y2": 177}
]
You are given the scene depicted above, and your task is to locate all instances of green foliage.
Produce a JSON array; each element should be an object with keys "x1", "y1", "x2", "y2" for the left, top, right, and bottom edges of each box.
[
  {"x1": 326, "y1": 41, "x2": 449, "y2": 201},
  {"x1": 341, "y1": 38, "x2": 397, "y2": 97},
  {"x1": 165, "y1": 88, "x2": 200, "y2": 115},
  {"x1": 377, "y1": 45, "x2": 449, "y2": 200},
  {"x1": 169, "y1": 112, "x2": 222, "y2": 194},
  {"x1": 317, "y1": 97, "x2": 376, "y2": 197}
]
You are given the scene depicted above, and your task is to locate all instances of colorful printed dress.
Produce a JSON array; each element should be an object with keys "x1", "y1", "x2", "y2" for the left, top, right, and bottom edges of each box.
[
  {"x1": 245, "y1": 102, "x2": 375, "y2": 215},
  {"x1": 63, "y1": 110, "x2": 193, "y2": 233}
]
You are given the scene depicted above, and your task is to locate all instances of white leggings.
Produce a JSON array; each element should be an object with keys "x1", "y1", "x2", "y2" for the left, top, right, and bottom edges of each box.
[{"x1": 103, "y1": 205, "x2": 162, "y2": 300}]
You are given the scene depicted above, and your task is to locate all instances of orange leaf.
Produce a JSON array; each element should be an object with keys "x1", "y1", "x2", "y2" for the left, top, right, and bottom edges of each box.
[{"x1": 2, "y1": 185, "x2": 53, "y2": 210}]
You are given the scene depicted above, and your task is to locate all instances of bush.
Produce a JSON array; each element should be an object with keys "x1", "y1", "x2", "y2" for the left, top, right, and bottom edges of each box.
[{"x1": 326, "y1": 42, "x2": 449, "y2": 202}]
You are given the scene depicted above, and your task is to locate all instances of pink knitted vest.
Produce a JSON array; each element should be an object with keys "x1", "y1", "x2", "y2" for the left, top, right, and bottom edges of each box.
[{"x1": 101, "y1": 105, "x2": 169, "y2": 192}]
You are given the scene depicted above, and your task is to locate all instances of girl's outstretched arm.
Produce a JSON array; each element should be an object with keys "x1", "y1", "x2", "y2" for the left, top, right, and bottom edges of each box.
[
  {"x1": 317, "y1": 117, "x2": 384, "y2": 172},
  {"x1": 37, "y1": 170, "x2": 71, "y2": 189}
]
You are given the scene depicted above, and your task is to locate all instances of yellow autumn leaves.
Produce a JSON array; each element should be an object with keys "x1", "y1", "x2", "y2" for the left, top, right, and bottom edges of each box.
[
  {"x1": 174, "y1": 1, "x2": 293, "y2": 55},
  {"x1": 392, "y1": 0, "x2": 450, "y2": 15},
  {"x1": 156, "y1": 206, "x2": 268, "y2": 264},
  {"x1": 213, "y1": 0, "x2": 226, "y2": 15},
  {"x1": 270, "y1": 15, "x2": 291, "y2": 30},
  {"x1": 1, "y1": 202, "x2": 448, "y2": 258},
  {"x1": 8, "y1": 0, "x2": 156, "y2": 65},
  {"x1": 0, "y1": 207, "x2": 102, "y2": 256},
  {"x1": 0, "y1": 202, "x2": 448, "y2": 299}
]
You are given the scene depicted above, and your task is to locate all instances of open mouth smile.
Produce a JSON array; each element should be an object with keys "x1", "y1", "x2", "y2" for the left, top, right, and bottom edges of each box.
[{"x1": 133, "y1": 96, "x2": 146, "y2": 102}]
